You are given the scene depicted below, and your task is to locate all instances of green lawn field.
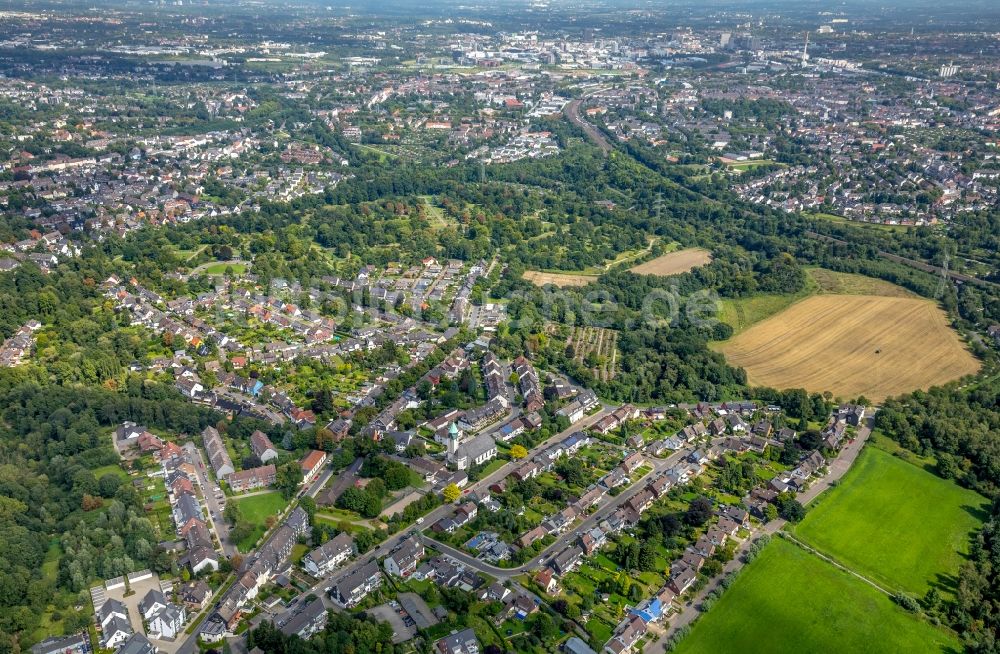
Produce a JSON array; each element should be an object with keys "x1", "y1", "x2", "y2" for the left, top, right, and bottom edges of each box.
[
  {"x1": 234, "y1": 491, "x2": 289, "y2": 551},
  {"x1": 793, "y1": 446, "x2": 988, "y2": 597},
  {"x1": 236, "y1": 491, "x2": 287, "y2": 523},
  {"x1": 91, "y1": 464, "x2": 129, "y2": 481},
  {"x1": 675, "y1": 538, "x2": 961, "y2": 654},
  {"x1": 204, "y1": 262, "x2": 247, "y2": 275}
]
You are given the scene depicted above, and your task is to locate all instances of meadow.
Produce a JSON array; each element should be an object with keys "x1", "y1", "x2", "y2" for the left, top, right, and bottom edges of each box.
[
  {"x1": 674, "y1": 538, "x2": 961, "y2": 654},
  {"x1": 204, "y1": 262, "x2": 247, "y2": 275},
  {"x1": 522, "y1": 270, "x2": 598, "y2": 287},
  {"x1": 792, "y1": 446, "x2": 988, "y2": 597}
]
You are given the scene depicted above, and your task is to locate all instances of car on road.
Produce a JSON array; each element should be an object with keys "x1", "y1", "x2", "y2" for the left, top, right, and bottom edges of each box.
[{"x1": 416, "y1": 517, "x2": 424, "y2": 525}]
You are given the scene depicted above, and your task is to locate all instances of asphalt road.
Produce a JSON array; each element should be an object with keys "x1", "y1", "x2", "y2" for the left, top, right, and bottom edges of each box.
[
  {"x1": 428, "y1": 447, "x2": 684, "y2": 579},
  {"x1": 651, "y1": 419, "x2": 875, "y2": 652},
  {"x1": 178, "y1": 406, "x2": 617, "y2": 651},
  {"x1": 184, "y1": 442, "x2": 236, "y2": 557},
  {"x1": 294, "y1": 407, "x2": 618, "y2": 601}
]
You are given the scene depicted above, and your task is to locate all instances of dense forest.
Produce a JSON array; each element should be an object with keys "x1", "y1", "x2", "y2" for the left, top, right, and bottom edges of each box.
[{"x1": 0, "y1": 379, "x2": 220, "y2": 648}]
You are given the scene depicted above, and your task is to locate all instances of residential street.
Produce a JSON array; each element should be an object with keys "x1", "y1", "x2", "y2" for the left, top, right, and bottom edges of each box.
[
  {"x1": 181, "y1": 410, "x2": 876, "y2": 654},
  {"x1": 184, "y1": 442, "x2": 236, "y2": 557},
  {"x1": 650, "y1": 419, "x2": 875, "y2": 652},
  {"x1": 295, "y1": 408, "x2": 618, "y2": 601},
  {"x1": 428, "y1": 448, "x2": 683, "y2": 579},
  {"x1": 181, "y1": 407, "x2": 617, "y2": 649}
]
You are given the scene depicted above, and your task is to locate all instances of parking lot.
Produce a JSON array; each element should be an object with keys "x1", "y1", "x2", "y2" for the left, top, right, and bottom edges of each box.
[{"x1": 367, "y1": 602, "x2": 417, "y2": 644}]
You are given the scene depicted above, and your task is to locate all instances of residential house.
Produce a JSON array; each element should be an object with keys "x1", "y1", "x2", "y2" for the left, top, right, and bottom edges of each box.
[
  {"x1": 147, "y1": 604, "x2": 186, "y2": 639},
  {"x1": 625, "y1": 488, "x2": 654, "y2": 514},
  {"x1": 276, "y1": 598, "x2": 328, "y2": 638},
  {"x1": 303, "y1": 533, "x2": 355, "y2": 577},
  {"x1": 172, "y1": 492, "x2": 205, "y2": 537},
  {"x1": 300, "y1": 450, "x2": 327, "y2": 484},
  {"x1": 202, "y1": 426, "x2": 234, "y2": 478},
  {"x1": 227, "y1": 464, "x2": 276, "y2": 493},
  {"x1": 384, "y1": 536, "x2": 426, "y2": 578},
  {"x1": 116, "y1": 634, "x2": 156, "y2": 654},
  {"x1": 726, "y1": 414, "x2": 747, "y2": 433},
  {"x1": 330, "y1": 561, "x2": 382, "y2": 608},
  {"x1": 250, "y1": 430, "x2": 278, "y2": 462},
  {"x1": 603, "y1": 615, "x2": 646, "y2": 654},
  {"x1": 435, "y1": 628, "x2": 480, "y2": 654},
  {"x1": 178, "y1": 581, "x2": 213, "y2": 610},
  {"x1": 518, "y1": 526, "x2": 547, "y2": 549},
  {"x1": 534, "y1": 567, "x2": 558, "y2": 594},
  {"x1": 138, "y1": 589, "x2": 168, "y2": 621},
  {"x1": 98, "y1": 600, "x2": 132, "y2": 648},
  {"x1": 29, "y1": 634, "x2": 89, "y2": 654},
  {"x1": 138, "y1": 432, "x2": 164, "y2": 454},
  {"x1": 837, "y1": 404, "x2": 866, "y2": 426},
  {"x1": 619, "y1": 451, "x2": 644, "y2": 475},
  {"x1": 668, "y1": 566, "x2": 697, "y2": 595},
  {"x1": 551, "y1": 546, "x2": 583, "y2": 576},
  {"x1": 580, "y1": 527, "x2": 607, "y2": 555},
  {"x1": 556, "y1": 390, "x2": 599, "y2": 424},
  {"x1": 115, "y1": 421, "x2": 146, "y2": 447},
  {"x1": 511, "y1": 461, "x2": 539, "y2": 482},
  {"x1": 793, "y1": 450, "x2": 826, "y2": 480}
]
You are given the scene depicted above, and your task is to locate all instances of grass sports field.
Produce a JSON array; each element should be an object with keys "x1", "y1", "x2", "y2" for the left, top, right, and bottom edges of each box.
[
  {"x1": 715, "y1": 293, "x2": 979, "y2": 401},
  {"x1": 793, "y1": 446, "x2": 988, "y2": 597},
  {"x1": 675, "y1": 538, "x2": 960, "y2": 654},
  {"x1": 629, "y1": 247, "x2": 712, "y2": 276},
  {"x1": 522, "y1": 270, "x2": 598, "y2": 287}
]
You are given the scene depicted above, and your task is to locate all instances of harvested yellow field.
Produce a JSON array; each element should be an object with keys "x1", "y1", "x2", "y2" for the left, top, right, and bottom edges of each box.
[
  {"x1": 716, "y1": 295, "x2": 980, "y2": 402},
  {"x1": 629, "y1": 247, "x2": 712, "y2": 276},
  {"x1": 523, "y1": 270, "x2": 598, "y2": 287}
]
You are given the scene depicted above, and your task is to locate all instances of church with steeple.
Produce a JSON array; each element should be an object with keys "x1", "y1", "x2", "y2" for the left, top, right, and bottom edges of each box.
[{"x1": 445, "y1": 421, "x2": 497, "y2": 471}]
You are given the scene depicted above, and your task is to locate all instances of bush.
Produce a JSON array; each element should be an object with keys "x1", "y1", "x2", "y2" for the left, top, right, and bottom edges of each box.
[
  {"x1": 893, "y1": 593, "x2": 920, "y2": 612},
  {"x1": 745, "y1": 534, "x2": 771, "y2": 562},
  {"x1": 665, "y1": 625, "x2": 692, "y2": 652}
]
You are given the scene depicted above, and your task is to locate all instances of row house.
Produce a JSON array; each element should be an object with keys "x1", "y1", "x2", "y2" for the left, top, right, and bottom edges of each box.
[
  {"x1": 226, "y1": 464, "x2": 276, "y2": 493},
  {"x1": 303, "y1": 533, "x2": 355, "y2": 577}
]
